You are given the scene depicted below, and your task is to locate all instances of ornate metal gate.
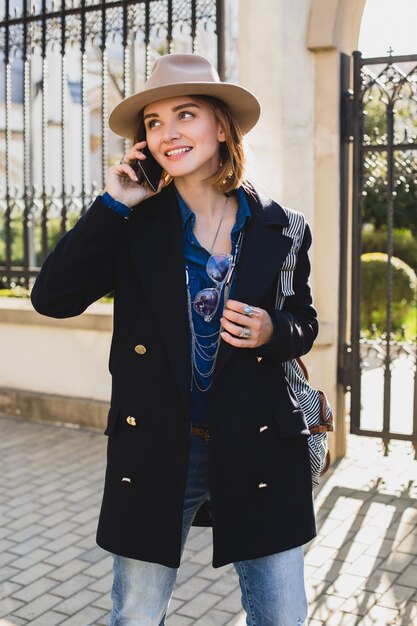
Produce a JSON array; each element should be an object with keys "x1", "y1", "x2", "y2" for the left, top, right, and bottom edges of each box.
[
  {"x1": 0, "y1": 0, "x2": 224, "y2": 289},
  {"x1": 340, "y1": 51, "x2": 417, "y2": 455}
]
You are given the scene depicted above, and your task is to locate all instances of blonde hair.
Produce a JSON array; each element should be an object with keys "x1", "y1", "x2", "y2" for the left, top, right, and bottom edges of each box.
[{"x1": 134, "y1": 95, "x2": 249, "y2": 194}]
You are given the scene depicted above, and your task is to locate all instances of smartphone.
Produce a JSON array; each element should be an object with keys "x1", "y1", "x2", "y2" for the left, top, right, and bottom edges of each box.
[{"x1": 133, "y1": 145, "x2": 163, "y2": 192}]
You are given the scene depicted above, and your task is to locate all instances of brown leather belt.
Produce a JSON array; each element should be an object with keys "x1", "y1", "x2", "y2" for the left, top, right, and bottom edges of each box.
[{"x1": 191, "y1": 425, "x2": 210, "y2": 442}]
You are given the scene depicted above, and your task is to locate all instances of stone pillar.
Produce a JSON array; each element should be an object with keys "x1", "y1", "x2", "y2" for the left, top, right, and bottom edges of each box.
[{"x1": 237, "y1": 0, "x2": 366, "y2": 462}]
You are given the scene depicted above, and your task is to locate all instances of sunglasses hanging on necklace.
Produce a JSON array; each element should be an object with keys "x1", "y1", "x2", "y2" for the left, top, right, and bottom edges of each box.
[
  {"x1": 185, "y1": 228, "x2": 245, "y2": 392},
  {"x1": 191, "y1": 194, "x2": 233, "y2": 323}
]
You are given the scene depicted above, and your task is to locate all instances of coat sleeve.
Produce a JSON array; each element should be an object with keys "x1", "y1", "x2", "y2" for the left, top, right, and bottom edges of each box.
[
  {"x1": 256, "y1": 222, "x2": 319, "y2": 363},
  {"x1": 31, "y1": 196, "x2": 127, "y2": 318}
]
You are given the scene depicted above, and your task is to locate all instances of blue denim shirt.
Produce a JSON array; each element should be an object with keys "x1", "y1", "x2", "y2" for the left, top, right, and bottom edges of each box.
[
  {"x1": 100, "y1": 186, "x2": 251, "y2": 425},
  {"x1": 176, "y1": 187, "x2": 251, "y2": 424}
]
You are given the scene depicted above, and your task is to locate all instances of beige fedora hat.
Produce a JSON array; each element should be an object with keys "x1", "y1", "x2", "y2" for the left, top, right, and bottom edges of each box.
[{"x1": 109, "y1": 53, "x2": 261, "y2": 139}]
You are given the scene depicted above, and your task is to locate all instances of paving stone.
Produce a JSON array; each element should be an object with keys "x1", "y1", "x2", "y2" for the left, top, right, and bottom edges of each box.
[
  {"x1": 185, "y1": 530, "x2": 213, "y2": 552},
  {"x1": 52, "y1": 589, "x2": 101, "y2": 615},
  {"x1": 11, "y1": 562, "x2": 55, "y2": 586},
  {"x1": 325, "y1": 610, "x2": 364, "y2": 626},
  {"x1": 87, "y1": 573, "x2": 112, "y2": 594},
  {"x1": 177, "y1": 591, "x2": 223, "y2": 618},
  {"x1": 0, "y1": 581, "x2": 22, "y2": 601},
  {"x1": 41, "y1": 511, "x2": 74, "y2": 528},
  {"x1": 47, "y1": 559, "x2": 90, "y2": 582},
  {"x1": 74, "y1": 535, "x2": 96, "y2": 550},
  {"x1": 91, "y1": 592, "x2": 113, "y2": 611},
  {"x1": 337, "y1": 590, "x2": 379, "y2": 616},
  {"x1": 173, "y1": 575, "x2": 210, "y2": 601},
  {"x1": 0, "y1": 597, "x2": 25, "y2": 619},
  {"x1": 394, "y1": 598, "x2": 417, "y2": 626},
  {"x1": 6, "y1": 502, "x2": 39, "y2": 519},
  {"x1": 79, "y1": 546, "x2": 108, "y2": 564},
  {"x1": 308, "y1": 593, "x2": 347, "y2": 621},
  {"x1": 28, "y1": 610, "x2": 67, "y2": 626},
  {"x1": 70, "y1": 509, "x2": 99, "y2": 526},
  {"x1": 12, "y1": 576, "x2": 59, "y2": 602},
  {"x1": 11, "y1": 547, "x2": 54, "y2": 570},
  {"x1": 385, "y1": 521, "x2": 415, "y2": 542},
  {"x1": 189, "y1": 544, "x2": 213, "y2": 565},
  {"x1": 43, "y1": 532, "x2": 82, "y2": 553},
  {"x1": 193, "y1": 609, "x2": 234, "y2": 625},
  {"x1": 42, "y1": 521, "x2": 78, "y2": 540},
  {"x1": 9, "y1": 535, "x2": 49, "y2": 556},
  {"x1": 0, "y1": 616, "x2": 27, "y2": 626},
  {"x1": 165, "y1": 616, "x2": 194, "y2": 626},
  {"x1": 13, "y1": 593, "x2": 61, "y2": 620},
  {"x1": 396, "y1": 563, "x2": 417, "y2": 588},
  {"x1": 6, "y1": 513, "x2": 44, "y2": 531},
  {"x1": 175, "y1": 562, "x2": 204, "y2": 585},
  {"x1": 340, "y1": 554, "x2": 384, "y2": 577},
  {"x1": 396, "y1": 532, "x2": 417, "y2": 555},
  {"x1": 53, "y1": 606, "x2": 107, "y2": 626},
  {"x1": 365, "y1": 603, "x2": 400, "y2": 623},
  {"x1": 215, "y1": 588, "x2": 242, "y2": 613},
  {"x1": 378, "y1": 583, "x2": 416, "y2": 610},
  {"x1": 81, "y1": 557, "x2": 113, "y2": 579},
  {"x1": 304, "y1": 544, "x2": 339, "y2": 567},
  {"x1": 198, "y1": 564, "x2": 235, "y2": 581},
  {"x1": 44, "y1": 546, "x2": 85, "y2": 567},
  {"x1": 50, "y1": 574, "x2": 97, "y2": 598},
  {"x1": 362, "y1": 569, "x2": 400, "y2": 595},
  {"x1": 225, "y1": 614, "x2": 246, "y2": 626},
  {"x1": 379, "y1": 551, "x2": 414, "y2": 574},
  {"x1": 208, "y1": 576, "x2": 238, "y2": 597},
  {"x1": 0, "y1": 527, "x2": 12, "y2": 540},
  {"x1": 0, "y1": 552, "x2": 17, "y2": 568},
  {"x1": 365, "y1": 537, "x2": 401, "y2": 559},
  {"x1": 327, "y1": 573, "x2": 366, "y2": 598}
]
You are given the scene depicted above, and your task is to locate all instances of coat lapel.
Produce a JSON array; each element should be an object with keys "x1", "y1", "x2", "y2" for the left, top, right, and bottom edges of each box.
[
  {"x1": 213, "y1": 190, "x2": 293, "y2": 381},
  {"x1": 126, "y1": 184, "x2": 294, "y2": 402},
  {"x1": 127, "y1": 185, "x2": 191, "y2": 413}
]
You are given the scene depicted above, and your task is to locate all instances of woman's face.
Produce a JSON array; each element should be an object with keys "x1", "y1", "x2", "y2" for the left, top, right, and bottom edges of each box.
[{"x1": 142, "y1": 96, "x2": 225, "y2": 182}]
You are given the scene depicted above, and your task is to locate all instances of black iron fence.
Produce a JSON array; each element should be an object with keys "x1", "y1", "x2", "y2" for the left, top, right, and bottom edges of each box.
[
  {"x1": 340, "y1": 51, "x2": 417, "y2": 455},
  {"x1": 0, "y1": 0, "x2": 224, "y2": 289}
]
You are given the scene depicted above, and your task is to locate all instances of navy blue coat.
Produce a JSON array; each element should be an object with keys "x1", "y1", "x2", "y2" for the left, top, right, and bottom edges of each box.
[{"x1": 31, "y1": 183, "x2": 318, "y2": 568}]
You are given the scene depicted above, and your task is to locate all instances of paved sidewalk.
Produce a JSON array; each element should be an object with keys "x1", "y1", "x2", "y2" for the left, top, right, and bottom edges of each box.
[{"x1": 0, "y1": 415, "x2": 416, "y2": 626}]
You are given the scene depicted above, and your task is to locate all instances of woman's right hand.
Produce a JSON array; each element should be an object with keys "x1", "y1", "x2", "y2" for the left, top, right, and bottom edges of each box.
[{"x1": 104, "y1": 141, "x2": 164, "y2": 208}]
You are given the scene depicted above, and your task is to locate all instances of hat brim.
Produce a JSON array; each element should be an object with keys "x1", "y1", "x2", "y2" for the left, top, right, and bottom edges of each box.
[{"x1": 108, "y1": 82, "x2": 261, "y2": 139}]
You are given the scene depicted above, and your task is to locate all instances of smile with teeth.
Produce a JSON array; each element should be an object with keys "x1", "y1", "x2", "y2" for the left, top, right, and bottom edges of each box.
[{"x1": 165, "y1": 147, "x2": 192, "y2": 157}]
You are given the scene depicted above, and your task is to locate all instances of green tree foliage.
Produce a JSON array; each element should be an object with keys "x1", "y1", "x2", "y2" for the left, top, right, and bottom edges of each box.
[
  {"x1": 362, "y1": 225, "x2": 417, "y2": 273},
  {"x1": 362, "y1": 99, "x2": 417, "y2": 236},
  {"x1": 361, "y1": 252, "x2": 417, "y2": 333}
]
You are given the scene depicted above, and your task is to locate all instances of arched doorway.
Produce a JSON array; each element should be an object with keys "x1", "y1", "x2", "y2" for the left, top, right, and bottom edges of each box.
[{"x1": 308, "y1": 0, "x2": 417, "y2": 458}]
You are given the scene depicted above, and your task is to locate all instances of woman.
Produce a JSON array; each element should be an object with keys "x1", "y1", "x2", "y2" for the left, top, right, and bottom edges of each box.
[{"x1": 31, "y1": 53, "x2": 318, "y2": 626}]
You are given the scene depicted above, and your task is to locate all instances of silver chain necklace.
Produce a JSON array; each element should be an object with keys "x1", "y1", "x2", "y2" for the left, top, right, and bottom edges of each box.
[
  {"x1": 185, "y1": 221, "x2": 244, "y2": 393},
  {"x1": 208, "y1": 195, "x2": 230, "y2": 254}
]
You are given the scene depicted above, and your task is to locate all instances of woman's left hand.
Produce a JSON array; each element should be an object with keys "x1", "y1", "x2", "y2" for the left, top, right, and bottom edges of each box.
[{"x1": 220, "y1": 299, "x2": 274, "y2": 348}]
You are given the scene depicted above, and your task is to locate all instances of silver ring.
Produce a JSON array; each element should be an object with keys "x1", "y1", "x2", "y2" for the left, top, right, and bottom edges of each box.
[
  {"x1": 239, "y1": 327, "x2": 252, "y2": 339},
  {"x1": 119, "y1": 158, "x2": 128, "y2": 165},
  {"x1": 243, "y1": 305, "x2": 261, "y2": 318}
]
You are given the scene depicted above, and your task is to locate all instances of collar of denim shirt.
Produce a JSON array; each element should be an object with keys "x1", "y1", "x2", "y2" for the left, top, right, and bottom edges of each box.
[{"x1": 175, "y1": 186, "x2": 251, "y2": 236}]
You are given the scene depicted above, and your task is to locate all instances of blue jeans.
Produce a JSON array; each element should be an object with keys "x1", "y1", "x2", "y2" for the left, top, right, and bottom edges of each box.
[{"x1": 109, "y1": 431, "x2": 308, "y2": 626}]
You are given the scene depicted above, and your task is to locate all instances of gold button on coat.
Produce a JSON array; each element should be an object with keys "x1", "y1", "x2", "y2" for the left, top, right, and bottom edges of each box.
[
  {"x1": 134, "y1": 344, "x2": 147, "y2": 355},
  {"x1": 126, "y1": 416, "x2": 136, "y2": 426}
]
